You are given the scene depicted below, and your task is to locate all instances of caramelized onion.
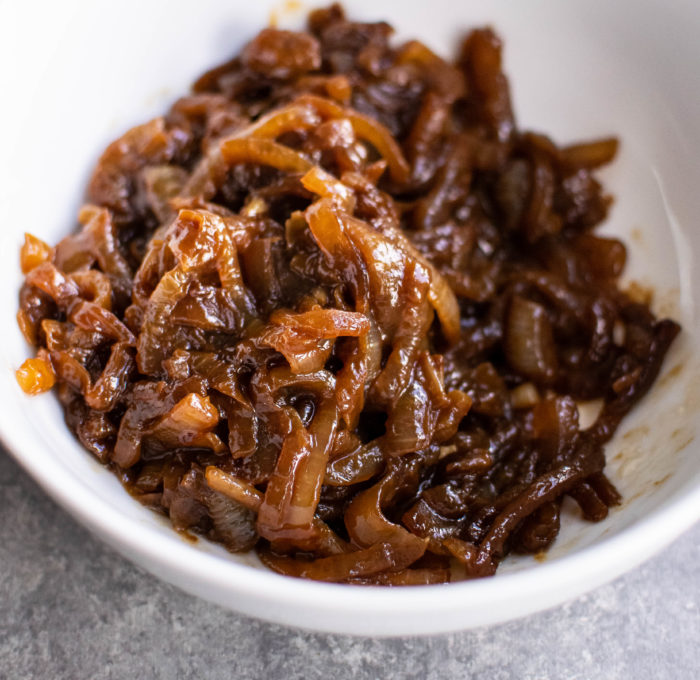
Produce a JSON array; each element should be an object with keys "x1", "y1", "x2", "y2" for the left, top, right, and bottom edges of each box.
[
  {"x1": 505, "y1": 296, "x2": 558, "y2": 384},
  {"x1": 16, "y1": 356, "x2": 56, "y2": 395},
  {"x1": 220, "y1": 137, "x2": 314, "y2": 174},
  {"x1": 16, "y1": 5, "x2": 679, "y2": 585}
]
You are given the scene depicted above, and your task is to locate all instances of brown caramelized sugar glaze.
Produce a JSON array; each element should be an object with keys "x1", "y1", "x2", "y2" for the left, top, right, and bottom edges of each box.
[{"x1": 17, "y1": 5, "x2": 680, "y2": 585}]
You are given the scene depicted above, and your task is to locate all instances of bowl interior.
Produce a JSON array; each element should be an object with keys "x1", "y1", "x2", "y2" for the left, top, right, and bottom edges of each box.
[{"x1": 0, "y1": 0, "x2": 699, "y2": 635}]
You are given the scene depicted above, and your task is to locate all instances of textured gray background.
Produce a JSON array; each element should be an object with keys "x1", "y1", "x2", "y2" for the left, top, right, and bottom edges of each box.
[{"x1": 1, "y1": 448, "x2": 698, "y2": 680}]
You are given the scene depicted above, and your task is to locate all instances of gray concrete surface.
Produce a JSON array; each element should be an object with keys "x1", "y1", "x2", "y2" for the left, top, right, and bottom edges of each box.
[{"x1": 0, "y1": 448, "x2": 698, "y2": 680}]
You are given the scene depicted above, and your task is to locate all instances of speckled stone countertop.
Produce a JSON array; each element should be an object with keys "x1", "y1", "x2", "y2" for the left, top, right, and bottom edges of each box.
[{"x1": 1, "y1": 448, "x2": 697, "y2": 680}]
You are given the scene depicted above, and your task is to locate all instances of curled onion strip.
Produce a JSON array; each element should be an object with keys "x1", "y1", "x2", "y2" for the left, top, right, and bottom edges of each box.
[
  {"x1": 205, "y1": 466, "x2": 348, "y2": 556},
  {"x1": 257, "y1": 399, "x2": 339, "y2": 543},
  {"x1": 220, "y1": 137, "x2": 314, "y2": 174}
]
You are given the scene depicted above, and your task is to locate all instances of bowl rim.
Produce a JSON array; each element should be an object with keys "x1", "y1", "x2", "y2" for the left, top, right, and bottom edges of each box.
[{"x1": 2, "y1": 391, "x2": 699, "y2": 634}]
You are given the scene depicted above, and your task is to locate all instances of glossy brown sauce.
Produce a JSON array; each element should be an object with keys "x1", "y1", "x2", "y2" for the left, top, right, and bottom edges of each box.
[{"x1": 16, "y1": 4, "x2": 679, "y2": 584}]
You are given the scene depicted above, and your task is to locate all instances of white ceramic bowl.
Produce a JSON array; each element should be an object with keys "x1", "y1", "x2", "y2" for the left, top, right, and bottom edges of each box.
[{"x1": 1, "y1": 0, "x2": 699, "y2": 636}]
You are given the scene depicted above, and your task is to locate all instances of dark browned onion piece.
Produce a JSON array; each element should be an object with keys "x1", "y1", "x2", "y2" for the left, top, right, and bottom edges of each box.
[{"x1": 559, "y1": 138, "x2": 619, "y2": 170}]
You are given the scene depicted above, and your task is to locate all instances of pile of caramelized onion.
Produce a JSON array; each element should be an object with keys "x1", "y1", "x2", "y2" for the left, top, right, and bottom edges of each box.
[{"x1": 16, "y1": 5, "x2": 680, "y2": 585}]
